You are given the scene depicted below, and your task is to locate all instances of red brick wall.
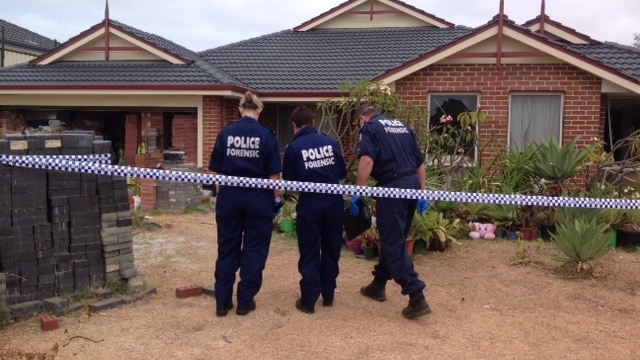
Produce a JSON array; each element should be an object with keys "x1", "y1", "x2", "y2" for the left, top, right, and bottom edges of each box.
[
  {"x1": 0, "y1": 109, "x2": 26, "y2": 136},
  {"x1": 395, "y1": 64, "x2": 604, "y2": 162},
  {"x1": 172, "y1": 114, "x2": 198, "y2": 164},
  {"x1": 202, "y1": 96, "x2": 224, "y2": 170}
]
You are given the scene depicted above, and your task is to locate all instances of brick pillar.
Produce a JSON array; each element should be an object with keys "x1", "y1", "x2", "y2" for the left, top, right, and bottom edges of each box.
[
  {"x1": 139, "y1": 178, "x2": 157, "y2": 210},
  {"x1": 124, "y1": 114, "x2": 139, "y2": 166}
]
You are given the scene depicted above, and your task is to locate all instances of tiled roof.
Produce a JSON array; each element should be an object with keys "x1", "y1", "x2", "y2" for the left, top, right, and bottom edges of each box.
[
  {"x1": 199, "y1": 27, "x2": 474, "y2": 92},
  {"x1": 563, "y1": 42, "x2": 640, "y2": 80},
  {"x1": 0, "y1": 19, "x2": 245, "y2": 87},
  {"x1": 0, "y1": 19, "x2": 58, "y2": 51},
  {"x1": 0, "y1": 61, "x2": 230, "y2": 85}
]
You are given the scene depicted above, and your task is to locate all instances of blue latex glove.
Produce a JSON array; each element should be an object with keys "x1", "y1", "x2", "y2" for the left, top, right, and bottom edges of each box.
[
  {"x1": 417, "y1": 199, "x2": 429, "y2": 216},
  {"x1": 349, "y1": 195, "x2": 362, "y2": 216},
  {"x1": 274, "y1": 198, "x2": 284, "y2": 220}
]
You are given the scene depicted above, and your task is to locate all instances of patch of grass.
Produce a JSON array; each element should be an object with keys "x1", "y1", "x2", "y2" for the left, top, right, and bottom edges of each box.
[
  {"x1": 0, "y1": 302, "x2": 11, "y2": 328},
  {"x1": 67, "y1": 289, "x2": 96, "y2": 305},
  {"x1": 106, "y1": 279, "x2": 129, "y2": 296}
]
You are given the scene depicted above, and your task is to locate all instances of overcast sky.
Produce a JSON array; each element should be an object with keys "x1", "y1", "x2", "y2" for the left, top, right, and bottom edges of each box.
[{"x1": 3, "y1": 0, "x2": 639, "y2": 52}]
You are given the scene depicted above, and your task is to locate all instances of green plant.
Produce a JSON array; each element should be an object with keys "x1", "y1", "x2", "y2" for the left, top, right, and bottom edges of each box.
[
  {"x1": 410, "y1": 210, "x2": 462, "y2": 251},
  {"x1": 510, "y1": 238, "x2": 545, "y2": 265},
  {"x1": 551, "y1": 207, "x2": 611, "y2": 274},
  {"x1": 482, "y1": 203, "x2": 518, "y2": 231},
  {"x1": 524, "y1": 137, "x2": 588, "y2": 195},
  {"x1": 0, "y1": 302, "x2": 11, "y2": 328},
  {"x1": 106, "y1": 279, "x2": 129, "y2": 295}
]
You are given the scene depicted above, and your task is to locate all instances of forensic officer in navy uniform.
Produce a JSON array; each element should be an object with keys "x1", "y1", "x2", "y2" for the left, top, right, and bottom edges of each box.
[
  {"x1": 351, "y1": 104, "x2": 431, "y2": 319},
  {"x1": 209, "y1": 91, "x2": 282, "y2": 317},
  {"x1": 282, "y1": 105, "x2": 347, "y2": 314}
]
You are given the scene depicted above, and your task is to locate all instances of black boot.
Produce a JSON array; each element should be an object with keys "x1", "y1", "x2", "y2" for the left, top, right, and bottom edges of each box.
[
  {"x1": 216, "y1": 301, "x2": 233, "y2": 317},
  {"x1": 402, "y1": 291, "x2": 431, "y2": 319},
  {"x1": 360, "y1": 278, "x2": 387, "y2": 302}
]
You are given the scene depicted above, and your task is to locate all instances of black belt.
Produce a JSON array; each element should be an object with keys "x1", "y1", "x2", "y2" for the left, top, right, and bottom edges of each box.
[{"x1": 377, "y1": 170, "x2": 416, "y2": 186}]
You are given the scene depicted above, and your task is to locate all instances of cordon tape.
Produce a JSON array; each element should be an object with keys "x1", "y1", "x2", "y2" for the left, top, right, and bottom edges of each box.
[{"x1": 0, "y1": 153, "x2": 639, "y2": 210}]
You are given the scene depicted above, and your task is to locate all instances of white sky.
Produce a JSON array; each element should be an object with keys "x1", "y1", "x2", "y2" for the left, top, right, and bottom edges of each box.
[{"x1": 2, "y1": 0, "x2": 639, "y2": 51}]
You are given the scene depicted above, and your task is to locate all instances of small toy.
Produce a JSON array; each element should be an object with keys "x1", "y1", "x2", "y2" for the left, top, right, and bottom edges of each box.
[{"x1": 468, "y1": 222, "x2": 497, "y2": 240}]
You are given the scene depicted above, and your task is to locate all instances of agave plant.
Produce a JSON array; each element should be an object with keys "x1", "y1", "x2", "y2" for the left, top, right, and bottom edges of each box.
[
  {"x1": 525, "y1": 137, "x2": 588, "y2": 194},
  {"x1": 551, "y1": 207, "x2": 611, "y2": 269}
]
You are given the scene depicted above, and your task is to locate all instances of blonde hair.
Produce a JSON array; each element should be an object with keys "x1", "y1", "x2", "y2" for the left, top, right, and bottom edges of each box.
[{"x1": 239, "y1": 91, "x2": 263, "y2": 110}]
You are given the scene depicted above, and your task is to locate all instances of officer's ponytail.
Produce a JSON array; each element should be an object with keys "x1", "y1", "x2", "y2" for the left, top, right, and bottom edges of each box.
[{"x1": 240, "y1": 91, "x2": 263, "y2": 111}]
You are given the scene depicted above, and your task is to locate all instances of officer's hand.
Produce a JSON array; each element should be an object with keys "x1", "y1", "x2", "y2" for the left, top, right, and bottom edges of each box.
[
  {"x1": 417, "y1": 199, "x2": 429, "y2": 216},
  {"x1": 349, "y1": 195, "x2": 362, "y2": 216},
  {"x1": 274, "y1": 198, "x2": 284, "y2": 219}
]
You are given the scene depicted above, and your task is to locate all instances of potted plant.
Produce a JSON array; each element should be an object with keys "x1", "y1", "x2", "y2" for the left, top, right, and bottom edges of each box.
[
  {"x1": 360, "y1": 227, "x2": 379, "y2": 259},
  {"x1": 410, "y1": 210, "x2": 462, "y2": 252},
  {"x1": 276, "y1": 194, "x2": 297, "y2": 234},
  {"x1": 612, "y1": 209, "x2": 640, "y2": 248}
]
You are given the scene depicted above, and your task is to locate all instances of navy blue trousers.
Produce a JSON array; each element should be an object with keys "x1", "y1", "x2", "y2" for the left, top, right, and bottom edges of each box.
[
  {"x1": 296, "y1": 194, "x2": 344, "y2": 310},
  {"x1": 214, "y1": 186, "x2": 273, "y2": 307},
  {"x1": 373, "y1": 175, "x2": 426, "y2": 295}
]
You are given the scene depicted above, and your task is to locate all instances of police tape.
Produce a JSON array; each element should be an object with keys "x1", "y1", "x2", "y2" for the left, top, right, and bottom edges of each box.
[{"x1": 1, "y1": 153, "x2": 639, "y2": 210}]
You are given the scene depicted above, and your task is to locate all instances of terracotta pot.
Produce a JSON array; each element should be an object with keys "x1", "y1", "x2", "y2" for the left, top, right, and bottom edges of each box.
[
  {"x1": 520, "y1": 227, "x2": 538, "y2": 241},
  {"x1": 405, "y1": 238, "x2": 416, "y2": 255}
]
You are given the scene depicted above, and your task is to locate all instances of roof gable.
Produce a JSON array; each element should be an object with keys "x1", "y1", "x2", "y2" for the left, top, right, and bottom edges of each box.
[
  {"x1": 294, "y1": 0, "x2": 453, "y2": 31},
  {"x1": 375, "y1": 18, "x2": 639, "y2": 94},
  {"x1": 522, "y1": 15, "x2": 599, "y2": 45},
  {"x1": 32, "y1": 20, "x2": 192, "y2": 65}
]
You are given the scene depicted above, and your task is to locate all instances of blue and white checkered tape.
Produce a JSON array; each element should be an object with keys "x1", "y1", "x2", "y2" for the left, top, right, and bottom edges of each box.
[{"x1": 1, "y1": 153, "x2": 639, "y2": 209}]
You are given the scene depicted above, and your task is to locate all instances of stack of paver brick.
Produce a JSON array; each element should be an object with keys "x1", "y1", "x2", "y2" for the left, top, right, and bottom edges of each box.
[{"x1": 0, "y1": 132, "x2": 144, "y2": 314}]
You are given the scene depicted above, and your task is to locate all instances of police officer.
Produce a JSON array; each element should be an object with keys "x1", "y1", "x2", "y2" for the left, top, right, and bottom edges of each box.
[
  {"x1": 208, "y1": 91, "x2": 282, "y2": 317},
  {"x1": 282, "y1": 105, "x2": 347, "y2": 314},
  {"x1": 351, "y1": 103, "x2": 431, "y2": 319}
]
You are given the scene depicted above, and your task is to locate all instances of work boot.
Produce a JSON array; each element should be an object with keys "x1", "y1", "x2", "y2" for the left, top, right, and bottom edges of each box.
[
  {"x1": 402, "y1": 291, "x2": 431, "y2": 319},
  {"x1": 295, "y1": 298, "x2": 315, "y2": 314},
  {"x1": 216, "y1": 301, "x2": 233, "y2": 317},
  {"x1": 236, "y1": 300, "x2": 256, "y2": 316},
  {"x1": 360, "y1": 278, "x2": 387, "y2": 302}
]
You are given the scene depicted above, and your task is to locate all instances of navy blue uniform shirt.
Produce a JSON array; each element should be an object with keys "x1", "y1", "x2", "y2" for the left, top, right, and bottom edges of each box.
[
  {"x1": 282, "y1": 126, "x2": 346, "y2": 194},
  {"x1": 358, "y1": 113, "x2": 424, "y2": 184},
  {"x1": 209, "y1": 116, "x2": 281, "y2": 177}
]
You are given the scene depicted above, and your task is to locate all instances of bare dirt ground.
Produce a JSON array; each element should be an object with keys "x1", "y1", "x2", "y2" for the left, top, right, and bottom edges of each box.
[{"x1": 1, "y1": 212, "x2": 639, "y2": 360}]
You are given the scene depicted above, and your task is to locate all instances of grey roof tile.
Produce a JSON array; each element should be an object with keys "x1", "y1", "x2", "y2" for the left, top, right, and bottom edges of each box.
[
  {"x1": 562, "y1": 42, "x2": 640, "y2": 80},
  {"x1": 199, "y1": 27, "x2": 474, "y2": 92},
  {"x1": 0, "y1": 19, "x2": 58, "y2": 51},
  {"x1": 0, "y1": 61, "x2": 226, "y2": 85}
]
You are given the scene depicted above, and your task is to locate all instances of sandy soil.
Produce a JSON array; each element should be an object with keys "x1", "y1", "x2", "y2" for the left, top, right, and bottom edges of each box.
[{"x1": 1, "y1": 212, "x2": 639, "y2": 360}]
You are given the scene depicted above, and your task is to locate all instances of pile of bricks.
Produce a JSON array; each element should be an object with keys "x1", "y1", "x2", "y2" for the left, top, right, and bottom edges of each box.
[
  {"x1": 157, "y1": 151, "x2": 203, "y2": 212},
  {"x1": 0, "y1": 131, "x2": 145, "y2": 316}
]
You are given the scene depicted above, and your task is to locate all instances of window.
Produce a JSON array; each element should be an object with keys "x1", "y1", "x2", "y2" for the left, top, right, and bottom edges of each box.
[
  {"x1": 509, "y1": 94, "x2": 563, "y2": 150},
  {"x1": 277, "y1": 104, "x2": 335, "y2": 152},
  {"x1": 428, "y1": 94, "x2": 480, "y2": 162}
]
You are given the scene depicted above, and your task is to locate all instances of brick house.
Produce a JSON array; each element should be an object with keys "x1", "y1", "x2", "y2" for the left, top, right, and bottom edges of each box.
[{"x1": 0, "y1": 0, "x2": 639, "y2": 207}]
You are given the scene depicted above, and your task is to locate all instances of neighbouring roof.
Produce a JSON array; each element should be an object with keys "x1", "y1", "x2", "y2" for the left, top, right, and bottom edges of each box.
[
  {"x1": 563, "y1": 42, "x2": 640, "y2": 80},
  {"x1": 199, "y1": 26, "x2": 474, "y2": 92},
  {"x1": 0, "y1": 19, "x2": 58, "y2": 52}
]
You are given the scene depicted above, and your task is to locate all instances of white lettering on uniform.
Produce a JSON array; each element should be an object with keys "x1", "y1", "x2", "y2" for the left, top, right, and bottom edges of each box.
[
  {"x1": 378, "y1": 118, "x2": 409, "y2": 134},
  {"x1": 301, "y1": 145, "x2": 336, "y2": 169},
  {"x1": 226, "y1": 136, "x2": 261, "y2": 158},
  {"x1": 302, "y1": 145, "x2": 334, "y2": 161},
  {"x1": 227, "y1": 136, "x2": 260, "y2": 149}
]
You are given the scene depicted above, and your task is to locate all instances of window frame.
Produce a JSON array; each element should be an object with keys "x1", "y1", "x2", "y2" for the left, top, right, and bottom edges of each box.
[{"x1": 427, "y1": 92, "x2": 481, "y2": 164}]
